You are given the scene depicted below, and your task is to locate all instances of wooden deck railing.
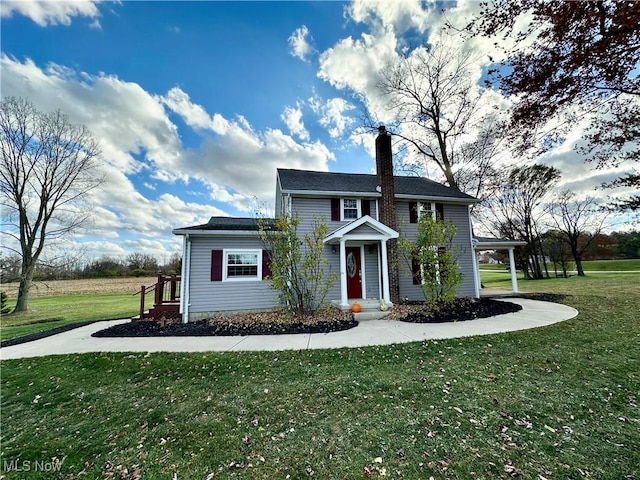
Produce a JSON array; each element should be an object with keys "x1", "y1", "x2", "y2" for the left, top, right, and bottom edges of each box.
[{"x1": 136, "y1": 274, "x2": 181, "y2": 320}]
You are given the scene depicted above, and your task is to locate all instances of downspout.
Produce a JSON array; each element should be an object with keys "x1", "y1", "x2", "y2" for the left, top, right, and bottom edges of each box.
[
  {"x1": 469, "y1": 212, "x2": 480, "y2": 298},
  {"x1": 180, "y1": 234, "x2": 192, "y2": 323}
]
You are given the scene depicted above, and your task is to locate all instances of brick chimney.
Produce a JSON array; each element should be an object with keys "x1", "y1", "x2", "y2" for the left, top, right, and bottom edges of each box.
[
  {"x1": 376, "y1": 125, "x2": 396, "y2": 229},
  {"x1": 375, "y1": 125, "x2": 400, "y2": 304}
]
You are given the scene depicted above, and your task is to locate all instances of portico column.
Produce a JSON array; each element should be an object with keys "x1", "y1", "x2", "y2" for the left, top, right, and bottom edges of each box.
[
  {"x1": 380, "y1": 239, "x2": 391, "y2": 305},
  {"x1": 508, "y1": 247, "x2": 519, "y2": 293},
  {"x1": 339, "y1": 239, "x2": 348, "y2": 307}
]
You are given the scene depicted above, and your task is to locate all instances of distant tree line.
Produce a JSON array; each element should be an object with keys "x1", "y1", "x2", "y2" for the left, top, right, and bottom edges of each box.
[
  {"x1": 487, "y1": 230, "x2": 640, "y2": 279},
  {"x1": 0, "y1": 252, "x2": 182, "y2": 284}
]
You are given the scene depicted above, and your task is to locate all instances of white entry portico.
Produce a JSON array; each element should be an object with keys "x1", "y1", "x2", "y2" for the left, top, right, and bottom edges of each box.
[{"x1": 324, "y1": 215, "x2": 399, "y2": 308}]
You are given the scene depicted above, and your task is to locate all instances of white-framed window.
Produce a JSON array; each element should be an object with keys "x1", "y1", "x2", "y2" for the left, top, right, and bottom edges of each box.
[
  {"x1": 418, "y1": 201, "x2": 436, "y2": 220},
  {"x1": 341, "y1": 198, "x2": 360, "y2": 220},
  {"x1": 224, "y1": 249, "x2": 261, "y2": 281}
]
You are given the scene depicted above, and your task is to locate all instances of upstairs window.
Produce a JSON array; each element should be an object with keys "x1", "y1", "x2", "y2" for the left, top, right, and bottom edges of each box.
[
  {"x1": 409, "y1": 202, "x2": 444, "y2": 223},
  {"x1": 342, "y1": 198, "x2": 360, "y2": 220},
  {"x1": 331, "y1": 198, "x2": 371, "y2": 221},
  {"x1": 419, "y1": 202, "x2": 435, "y2": 220}
]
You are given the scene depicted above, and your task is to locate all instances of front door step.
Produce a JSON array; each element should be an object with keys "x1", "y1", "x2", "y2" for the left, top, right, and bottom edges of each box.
[
  {"x1": 353, "y1": 310, "x2": 391, "y2": 321},
  {"x1": 347, "y1": 299, "x2": 392, "y2": 321}
]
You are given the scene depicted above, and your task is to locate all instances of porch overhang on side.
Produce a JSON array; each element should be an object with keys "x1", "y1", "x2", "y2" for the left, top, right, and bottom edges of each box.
[{"x1": 473, "y1": 238, "x2": 528, "y2": 294}]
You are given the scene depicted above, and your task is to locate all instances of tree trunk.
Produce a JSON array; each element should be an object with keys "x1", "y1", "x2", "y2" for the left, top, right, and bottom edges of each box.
[
  {"x1": 14, "y1": 261, "x2": 35, "y2": 312},
  {"x1": 575, "y1": 256, "x2": 585, "y2": 276}
]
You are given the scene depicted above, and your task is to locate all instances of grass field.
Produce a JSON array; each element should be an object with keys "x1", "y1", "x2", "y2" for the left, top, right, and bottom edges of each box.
[
  {"x1": 0, "y1": 277, "x2": 156, "y2": 342},
  {"x1": 1, "y1": 275, "x2": 638, "y2": 479},
  {"x1": 479, "y1": 258, "x2": 640, "y2": 272}
]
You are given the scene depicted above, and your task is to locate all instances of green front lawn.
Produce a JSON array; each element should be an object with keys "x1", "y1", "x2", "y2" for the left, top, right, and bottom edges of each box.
[
  {"x1": 0, "y1": 293, "x2": 139, "y2": 342},
  {"x1": 479, "y1": 258, "x2": 640, "y2": 272},
  {"x1": 1, "y1": 275, "x2": 638, "y2": 479}
]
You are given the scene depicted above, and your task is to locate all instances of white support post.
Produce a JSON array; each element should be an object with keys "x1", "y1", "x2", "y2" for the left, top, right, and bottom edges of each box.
[
  {"x1": 339, "y1": 239, "x2": 348, "y2": 307},
  {"x1": 472, "y1": 247, "x2": 481, "y2": 298},
  {"x1": 508, "y1": 247, "x2": 519, "y2": 293},
  {"x1": 380, "y1": 239, "x2": 391, "y2": 305}
]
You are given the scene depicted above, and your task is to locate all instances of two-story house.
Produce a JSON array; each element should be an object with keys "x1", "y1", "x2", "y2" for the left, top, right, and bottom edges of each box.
[{"x1": 173, "y1": 126, "x2": 480, "y2": 323}]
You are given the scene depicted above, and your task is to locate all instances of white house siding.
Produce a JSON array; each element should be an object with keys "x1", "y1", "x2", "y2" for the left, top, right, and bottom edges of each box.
[
  {"x1": 186, "y1": 236, "x2": 276, "y2": 320},
  {"x1": 396, "y1": 201, "x2": 476, "y2": 300}
]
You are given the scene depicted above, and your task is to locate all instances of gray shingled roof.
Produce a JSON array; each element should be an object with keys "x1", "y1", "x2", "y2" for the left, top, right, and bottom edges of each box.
[
  {"x1": 174, "y1": 217, "x2": 275, "y2": 232},
  {"x1": 277, "y1": 168, "x2": 476, "y2": 201}
]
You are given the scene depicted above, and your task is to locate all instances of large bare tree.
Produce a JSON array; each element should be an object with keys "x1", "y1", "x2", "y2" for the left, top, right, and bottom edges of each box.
[
  {"x1": 0, "y1": 97, "x2": 103, "y2": 312},
  {"x1": 485, "y1": 164, "x2": 561, "y2": 279},
  {"x1": 375, "y1": 40, "x2": 489, "y2": 191},
  {"x1": 546, "y1": 191, "x2": 609, "y2": 276}
]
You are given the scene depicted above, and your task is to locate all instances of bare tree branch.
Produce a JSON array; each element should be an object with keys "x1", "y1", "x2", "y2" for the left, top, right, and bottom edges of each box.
[{"x1": 0, "y1": 97, "x2": 104, "y2": 312}]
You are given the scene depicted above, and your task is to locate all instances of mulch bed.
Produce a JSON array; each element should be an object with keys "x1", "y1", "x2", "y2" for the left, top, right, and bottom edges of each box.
[
  {"x1": 93, "y1": 297, "x2": 530, "y2": 337},
  {"x1": 92, "y1": 308, "x2": 357, "y2": 337},
  {"x1": 394, "y1": 297, "x2": 523, "y2": 323}
]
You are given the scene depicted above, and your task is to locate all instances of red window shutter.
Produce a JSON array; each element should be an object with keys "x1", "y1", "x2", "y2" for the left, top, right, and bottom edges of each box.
[
  {"x1": 331, "y1": 198, "x2": 340, "y2": 221},
  {"x1": 409, "y1": 202, "x2": 418, "y2": 223},
  {"x1": 211, "y1": 250, "x2": 223, "y2": 282},
  {"x1": 262, "y1": 250, "x2": 272, "y2": 279},
  {"x1": 412, "y1": 257, "x2": 422, "y2": 285},
  {"x1": 362, "y1": 199, "x2": 370, "y2": 217},
  {"x1": 436, "y1": 203, "x2": 444, "y2": 221}
]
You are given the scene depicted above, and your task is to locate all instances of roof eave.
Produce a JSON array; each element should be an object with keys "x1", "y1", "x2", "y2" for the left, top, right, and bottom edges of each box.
[
  {"x1": 474, "y1": 240, "x2": 528, "y2": 249},
  {"x1": 280, "y1": 188, "x2": 381, "y2": 197},
  {"x1": 172, "y1": 229, "x2": 262, "y2": 236},
  {"x1": 395, "y1": 194, "x2": 479, "y2": 204}
]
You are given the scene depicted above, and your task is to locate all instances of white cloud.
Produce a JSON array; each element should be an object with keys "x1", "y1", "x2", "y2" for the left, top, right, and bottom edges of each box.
[
  {"x1": 288, "y1": 25, "x2": 315, "y2": 62},
  {"x1": 281, "y1": 104, "x2": 309, "y2": 140},
  {"x1": 162, "y1": 86, "x2": 335, "y2": 207},
  {"x1": 0, "y1": 0, "x2": 105, "y2": 27},
  {"x1": 1, "y1": 55, "x2": 183, "y2": 179},
  {"x1": 347, "y1": 0, "x2": 433, "y2": 36},
  {"x1": 309, "y1": 95, "x2": 356, "y2": 139},
  {"x1": 162, "y1": 87, "x2": 216, "y2": 131},
  {"x1": 186, "y1": 127, "x2": 335, "y2": 208},
  {"x1": 0, "y1": 55, "x2": 337, "y2": 258},
  {"x1": 318, "y1": 29, "x2": 399, "y2": 119}
]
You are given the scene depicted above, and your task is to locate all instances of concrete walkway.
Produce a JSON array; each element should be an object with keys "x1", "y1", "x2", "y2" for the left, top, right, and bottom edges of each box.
[{"x1": 0, "y1": 299, "x2": 578, "y2": 360}]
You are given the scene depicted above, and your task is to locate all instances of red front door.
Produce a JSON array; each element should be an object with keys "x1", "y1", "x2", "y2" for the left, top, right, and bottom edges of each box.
[{"x1": 346, "y1": 247, "x2": 362, "y2": 299}]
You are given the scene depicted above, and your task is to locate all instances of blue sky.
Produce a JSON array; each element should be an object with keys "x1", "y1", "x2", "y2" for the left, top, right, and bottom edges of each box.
[{"x1": 0, "y1": 1, "x2": 633, "y2": 263}]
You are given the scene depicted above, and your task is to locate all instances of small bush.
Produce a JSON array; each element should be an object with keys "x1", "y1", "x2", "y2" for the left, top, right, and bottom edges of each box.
[{"x1": 1, "y1": 291, "x2": 11, "y2": 314}]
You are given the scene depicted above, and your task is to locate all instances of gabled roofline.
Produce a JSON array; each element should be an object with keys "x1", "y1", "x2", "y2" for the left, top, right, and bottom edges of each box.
[{"x1": 324, "y1": 215, "x2": 399, "y2": 244}]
